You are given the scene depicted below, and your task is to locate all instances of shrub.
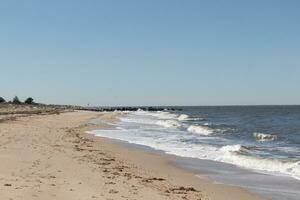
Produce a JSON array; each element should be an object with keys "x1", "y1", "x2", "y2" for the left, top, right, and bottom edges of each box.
[
  {"x1": 12, "y1": 96, "x2": 21, "y2": 104},
  {"x1": 25, "y1": 97, "x2": 34, "y2": 104},
  {"x1": 0, "y1": 97, "x2": 6, "y2": 103}
]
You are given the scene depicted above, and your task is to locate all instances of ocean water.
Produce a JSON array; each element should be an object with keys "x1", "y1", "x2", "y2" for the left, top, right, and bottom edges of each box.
[{"x1": 89, "y1": 106, "x2": 300, "y2": 199}]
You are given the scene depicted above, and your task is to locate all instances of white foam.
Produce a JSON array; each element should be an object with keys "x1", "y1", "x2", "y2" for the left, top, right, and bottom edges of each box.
[
  {"x1": 178, "y1": 114, "x2": 189, "y2": 121},
  {"x1": 220, "y1": 144, "x2": 249, "y2": 154},
  {"x1": 187, "y1": 125, "x2": 214, "y2": 136},
  {"x1": 88, "y1": 111, "x2": 300, "y2": 181},
  {"x1": 88, "y1": 127, "x2": 300, "y2": 180},
  {"x1": 203, "y1": 122, "x2": 212, "y2": 126},
  {"x1": 143, "y1": 111, "x2": 178, "y2": 120},
  {"x1": 219, "y1": 145, "x2": 300, "y2": 180},
  {"x1": 156, "y1": 120, "x2": 181, "y2": 128},
  {"x1": 119, "y1": 116, "x2": 156, "y2": 125},
  {"x1": 253, "y1": 132, "x2": 277, "y2": 142},
  {"x1": 88, "y1": 128, "x2": 219, "y2": 160}
]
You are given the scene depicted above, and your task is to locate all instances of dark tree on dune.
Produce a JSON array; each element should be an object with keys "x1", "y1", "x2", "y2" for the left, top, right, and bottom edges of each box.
[
  {"x1": 12, "y1": 96, "x2": 21, "y2": 104},
  {"x1": 0, "y1": 97, "x2": 6, "y2": 103},
  {"x1": 25, "y1": 97, "x2": 34, "y2": 104}
]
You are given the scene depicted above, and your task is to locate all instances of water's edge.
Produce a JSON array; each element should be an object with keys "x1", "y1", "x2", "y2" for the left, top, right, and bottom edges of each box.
[
  {"x1": 88, "y1": 131, "x2": 300, "y2": 200},
  {"x1": 87, "y1": 107, "x2": 300, "y2": 200}
]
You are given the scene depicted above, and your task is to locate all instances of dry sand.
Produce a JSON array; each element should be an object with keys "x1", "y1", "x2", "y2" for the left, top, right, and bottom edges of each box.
[{"x1": 0, "y1": 111, "x2": 265, "y2": 200}]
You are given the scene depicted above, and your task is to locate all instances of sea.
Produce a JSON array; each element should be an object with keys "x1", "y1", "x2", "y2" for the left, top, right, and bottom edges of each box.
[{"x1": 88, "y1": 106, "x2": 300, "y2": 200}]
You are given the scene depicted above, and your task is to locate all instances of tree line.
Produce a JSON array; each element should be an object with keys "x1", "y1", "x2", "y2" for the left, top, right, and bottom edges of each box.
[{"x1": 0, "y1": 96, "x2": 34, "y2": 104}]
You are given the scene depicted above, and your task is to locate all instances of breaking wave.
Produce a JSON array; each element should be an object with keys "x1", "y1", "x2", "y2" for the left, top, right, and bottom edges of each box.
[
  {"x1": 156, "y1": 120, "x2": 181, "y2": 128},
  {"x1": 253, "y1": 132, "x2": 278, "y2": 142},
  {"x1": 187, "y1": 125, "x2": 214, "y2": 135},
  {"x1": 220, "y1": 144, "x2": 249, "y2": 154},
  {"x1": 90, "y1": 109, "x2": 300, "y2": 181},
  {"x1": 178, "y1": 114, "x2": 189, "y2": 121},
  {"x1": 219, "y1": 145, "x2": 300, "y2": 180}
]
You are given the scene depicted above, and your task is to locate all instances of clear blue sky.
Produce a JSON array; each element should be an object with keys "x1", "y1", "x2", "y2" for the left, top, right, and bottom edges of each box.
[{"x1": 1, "y1": 0, "x2": 299, "y2": 106}]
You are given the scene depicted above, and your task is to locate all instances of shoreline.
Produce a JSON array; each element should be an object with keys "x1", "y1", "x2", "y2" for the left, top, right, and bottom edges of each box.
[
  {"x1": 84, "y1": 112, "x2": 266, "y2": 200},
  {"x1": 0, "y1": 110, "x2": 265, "y2": 200},
  {"x1": 88, "y1": 109, "x2": 300, "y2": 200},
  {"x1": 110, "y1": 138, "x2": 300, "y2": 200}
]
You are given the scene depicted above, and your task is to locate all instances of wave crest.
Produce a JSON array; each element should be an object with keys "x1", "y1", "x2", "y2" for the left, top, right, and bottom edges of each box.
[
  {"x1": 178, "y1": 114, "x2": 189, "y2": 121},
  {"x1": 220, "y1": 144, "x2": 249, "y2": 154},
  {"x1": 253, "y1": 132, "x2": 277, "y2": 142},
  {"x1": 187, "y1": 125, "x2": 214, "y2": 135},
  {"x1": 220, "y1": 148, "x2": 300, "y2": 180},
  {"x1": 156, "y1": 120, "x2": 181, "y2": 128}
]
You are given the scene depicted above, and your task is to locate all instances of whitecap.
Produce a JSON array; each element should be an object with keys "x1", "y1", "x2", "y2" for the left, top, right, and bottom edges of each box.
[
  {"x1": 141, "y1": 111, "x2": 178, "y2": 120},
  {"x1": 187, "y1": 125, "x2": 214, "y2": 136},
  {"x1": 156, "y1": 120, "x2": 181, "y2": 128},
  {"x1": 219, "y1": 148, "x2": 300, "y2": 180},
  {"x1": 253, "y1": 132, "x2": 277, "y2": 142},
  {"x1": 220, "y1": 144, "x2": 249, "y2": 154},
  {"x1": 178, "y1": 114, "x2": 189, "y2": 121}
]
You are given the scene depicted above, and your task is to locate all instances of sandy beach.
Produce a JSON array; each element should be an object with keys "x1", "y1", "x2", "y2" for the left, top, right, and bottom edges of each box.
[
  {"x1": 2, "y1": 1, "x2": 299, "y2": 199},
  {"x1": 0, "y1": 110, "x2": 265, "y2": 200}
]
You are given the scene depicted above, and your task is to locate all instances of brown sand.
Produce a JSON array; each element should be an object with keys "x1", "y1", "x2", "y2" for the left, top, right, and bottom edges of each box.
[
  {"x1": 0, "y1": 111, "x2": 265, "y2": 200},
  {"x1": 0, "y1": 103, "x2": 69, "y2": 123}
]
